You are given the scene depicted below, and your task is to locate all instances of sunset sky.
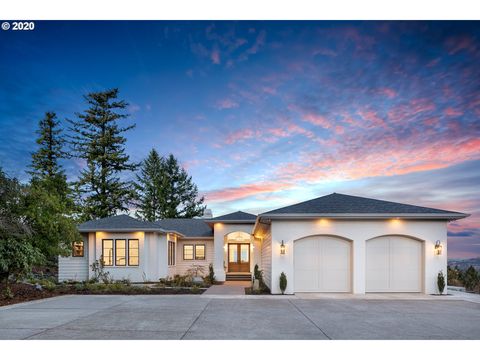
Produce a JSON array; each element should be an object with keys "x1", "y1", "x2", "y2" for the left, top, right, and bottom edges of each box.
[{"x1": 0, "y1": 21, "x2": 479, "y2": 258}]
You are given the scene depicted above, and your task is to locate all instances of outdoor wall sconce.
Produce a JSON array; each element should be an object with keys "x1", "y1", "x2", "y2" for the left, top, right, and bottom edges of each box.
[
  {"x1": 434, "y1": 240, "x2": 443, "y2": 256},
  {"x1": 280, "y1": 240, "x2": 286, "y2": 255}
]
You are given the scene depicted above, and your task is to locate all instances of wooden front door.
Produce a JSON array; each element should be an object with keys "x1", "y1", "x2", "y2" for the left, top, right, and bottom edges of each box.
[{"x1": 228, "y1": 243, "x2": 250, "y2": 272}]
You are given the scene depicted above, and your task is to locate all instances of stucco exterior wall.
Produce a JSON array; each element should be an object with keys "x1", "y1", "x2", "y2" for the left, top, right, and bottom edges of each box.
[
  {"x1": 213, "y1": 223, "x2": 256, "y2": 281},
  {"x1": 76, "y1": 231, "x2": 168, "y2": 282},
  {"x1": 269, "y1": 219, "x2": 448, "y2": 295},
  {"x1": 175, "y1": 238, "x2": 214, "y2": 277}
]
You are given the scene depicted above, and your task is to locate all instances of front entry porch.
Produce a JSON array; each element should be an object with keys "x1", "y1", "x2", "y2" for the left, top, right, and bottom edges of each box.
[{"x1": 226, "y1": 272, "x2": 252, "y2": 281}]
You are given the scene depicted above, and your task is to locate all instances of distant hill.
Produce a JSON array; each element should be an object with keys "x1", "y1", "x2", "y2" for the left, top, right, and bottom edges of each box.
[{"x1": 448, "y1": 258, "x2": 480, "y2": 271}]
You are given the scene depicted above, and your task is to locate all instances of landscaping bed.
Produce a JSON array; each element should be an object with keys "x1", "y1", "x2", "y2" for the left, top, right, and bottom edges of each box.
[
  {"x1": 245, "y1": 286, "x2": 271, "y2": 295},
  {"x1": 0, "y1": 281, "x2": 207, "y2": 307}
]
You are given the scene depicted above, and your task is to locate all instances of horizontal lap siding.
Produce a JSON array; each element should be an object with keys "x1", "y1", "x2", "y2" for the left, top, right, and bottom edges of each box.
[
  {"x1": 175, "y1": 239, "x2": 214, "y2": 277},
  {"x1": 58, "y1": 234, "x2": 89, "y2": 281},
  {"x1": 58, "y1": 257, "x2": 89, "y2": 281},
  {"x1": 261, "y1": 232, "x2": 272, "y2": 290}
]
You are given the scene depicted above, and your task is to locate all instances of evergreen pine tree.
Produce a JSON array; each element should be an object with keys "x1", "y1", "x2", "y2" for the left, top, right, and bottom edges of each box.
[
  {"x1": 68, "y1": 89, "x2": 137, "y2": 220},
  {"x1": 158, "y1": 154, "x2": 205, "y2": 219},
  {"x1": 134, "y1": 152, "x2": 206, "y2": 220},
  {"x1": 134, "y1": 149, "x2": 163, "y2": 221},
  {"x1": 25, "y1": 112, "x2": 80, "y2": 262},
  {"x1": 28, "y1": 111, "x2": 69, "y2": 199}
]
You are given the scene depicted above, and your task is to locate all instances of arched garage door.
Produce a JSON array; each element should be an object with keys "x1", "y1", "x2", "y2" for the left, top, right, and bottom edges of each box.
[
  {"x1": 366, "y1": 236, "x2": 423, "y2": 292},
  {"x1": 294, "y1": 236, "x2": 352, "y2": 292}
]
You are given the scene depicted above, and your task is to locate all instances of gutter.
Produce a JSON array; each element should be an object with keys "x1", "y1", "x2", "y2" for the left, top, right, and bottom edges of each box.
[{"x1": 257, "y1": 212, "x2": 470, "y2": 221}]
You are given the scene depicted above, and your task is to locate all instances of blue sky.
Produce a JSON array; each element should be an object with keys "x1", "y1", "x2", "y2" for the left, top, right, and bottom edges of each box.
[{"x1": 0, "y1": 21, "x2": 479, "y2": 258}]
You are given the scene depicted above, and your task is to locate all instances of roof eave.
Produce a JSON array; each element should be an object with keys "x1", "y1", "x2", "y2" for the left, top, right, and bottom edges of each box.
[
  {"x1": 204, "y1": 220, "x2": 256, "y2": 224},
  {"x1": 179, "y1": 236, "x2": 214, "y2": 239},
  {"x1": 258, "y1": 213, "x2": 470, "y2": 220},
  {"x1": 78, "y1": 228, "x2": 168, "y2": 233}
]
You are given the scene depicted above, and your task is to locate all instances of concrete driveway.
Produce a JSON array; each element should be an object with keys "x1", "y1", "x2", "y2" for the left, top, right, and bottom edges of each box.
[{"x1": 1, "y1": 295, "x2": 479, "y2": 340}]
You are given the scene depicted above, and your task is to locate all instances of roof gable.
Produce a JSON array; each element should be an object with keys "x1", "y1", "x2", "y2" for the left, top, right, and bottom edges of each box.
[
  {"x1": 208, "y1": 211, "x2": 257, "y2": 223},
  {"x1": 156, "y1": 219, "x2": 213, "y2": 237},
  {"x1": 261, "y1": 193, "x2": 468, "y2": 219},
  {"x1": 78, "y1": 215, "x2": 165, "y2": 232}
]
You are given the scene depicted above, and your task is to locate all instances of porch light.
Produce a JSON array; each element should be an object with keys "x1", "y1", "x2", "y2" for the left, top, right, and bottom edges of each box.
[
  {"x1": 280, "y1": 240, "x2": 286, "y2": 255},
  {"x1": 434, "y1": 240, "x2": 443, "y2": 256}
]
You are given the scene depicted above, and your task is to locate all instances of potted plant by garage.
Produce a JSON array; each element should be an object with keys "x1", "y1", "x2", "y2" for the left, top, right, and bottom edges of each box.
[
  {"x1": 437, "y1": 270, "x2": 446, "y2": 295},
  {"x1": 253, "y1": 264, "x2": 262, "y2": 290},
  {"x1": 279, "y1": 272, "x2": 287, "y2": 295}
]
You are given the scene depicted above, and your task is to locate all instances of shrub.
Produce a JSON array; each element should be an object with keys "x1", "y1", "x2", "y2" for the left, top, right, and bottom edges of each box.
[
  {"x1": 74, "y1": 282, "x2": 86, "y2": 292},
  {"x1": 3, "y1": 286, "x2": 14, "y2": 299},
  {"x1": 208, "y1": 263, "x2": 215, "y2": 284},
  {"x1": 191, "y1": 284, "x2": 201, "y2": 294},
  {"x1": 39, "y1": 278, "x2": 56, "y2": 291},
  {"x1": 186, "y1": 264, "x2": 205, "y2": 279},
  {"x1": 279, "y1": 272, "x2": 287, "y2": 294},
  {"x1": 115, "y1": 278, "x2": 131, "y2": 286},
  {"x1": 172, "y1": 275, "x2": 192, "y2": 287},
  {"x1": 463, "y1": 266, "x2": 479, "y2": 292},
  {"x1": 90, "y1": 259, "x2": 111, "y2": 284},
  {"x1": 437, "y1": 271, "x2": 445, "y2": 294}
]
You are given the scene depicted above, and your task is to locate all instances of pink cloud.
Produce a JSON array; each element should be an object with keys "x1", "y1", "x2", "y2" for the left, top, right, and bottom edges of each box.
[
  {"x1": 376, "y1": 87, "x2": 397, "y2": 99},
  {"x1": 335, "y1": 125, "x2": 345, "y2": 134},
  {"x1": 225, "y1": 128, "x2": 257, "y2": 144},
  {"x1": 358, "y1": 110, "x2": 387, "y2": 128},
  {"x1": 423, "y1": 117, "x2": 440, "y2": 127},
  {"x1": 205, "y1": 181, "x2": 293, "y2": 202},
  {"x1": 216, "y1": 98, "x2": 239, "y2": 110},
  {"x1": 302, "y1": 113, "x2": 332, "y2": 129},
  {"x1": 211, "y1": 49, "x2": 221, "y2": 64},
  {"x1": 444, "y1": 107, "x2": 464, "y2": 117},
  {"x1": 262, "y1": 86, "x2": 277, "y2": 95},
  {"x1": 312, "y1": 48, "x2": 337, "y2": 57},
  {"x1": 445, "y1": 35, "x2": 477, "y2": 55}
]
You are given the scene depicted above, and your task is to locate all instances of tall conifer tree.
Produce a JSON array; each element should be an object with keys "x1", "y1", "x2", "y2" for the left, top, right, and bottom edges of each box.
[
  {"x1": 134, "y1": 149, "x2": 163, "y2": 221},
  {"x1": 135, "y1": 152, "x2": 205, "y2": 220},
  {"x1": 25, "y1": 112, "x2": 80, "y2": 261},
  {"x1": 69, "y1": 89, "x2": 137, "y2": 220}
]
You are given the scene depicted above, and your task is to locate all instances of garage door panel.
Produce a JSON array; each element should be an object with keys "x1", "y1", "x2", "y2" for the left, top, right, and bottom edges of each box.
[
  {"x1": 366, "y1": 236, "x2": 422, "y2": 292},
  {"x1": 294, "y1": 236, "x2": 351, "y2": 293},
  {"x1": 295, "y1": 270, "x2": 318, "y2": 291}
]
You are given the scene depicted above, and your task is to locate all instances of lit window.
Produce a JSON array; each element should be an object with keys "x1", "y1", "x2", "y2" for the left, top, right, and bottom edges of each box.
[
  {"x1": 102, "y1": 239, "x2": 113, "y2": 266},
  {"x1": 72, "y1": 240, "x2": 84, "y2": 257},
  {"x1": 183, "y1": 245, "x2": 194, "y2": 260},
  {"x1": 168, "y1": 241, "x2": 175, "y2": 266},
  {"x1": 115, "y1": 239, "x2": 126, "y2": 266},
  {"x1": 195, "y1": 244, "x2": 206, "y2": 260},
  {"x1": 128, "y1": 239, "x2": 139, "y2": 266}
]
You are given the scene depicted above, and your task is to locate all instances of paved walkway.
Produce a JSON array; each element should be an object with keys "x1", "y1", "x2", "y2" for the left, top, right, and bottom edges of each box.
[
  {"x1": 202, "y1": 281, "x2": 250, "y2": 295},
  {"x1": 1, "y1": 294, "x2": 480, "y2": 340}
]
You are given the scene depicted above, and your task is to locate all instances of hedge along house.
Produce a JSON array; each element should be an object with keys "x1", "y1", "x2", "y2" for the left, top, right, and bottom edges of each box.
[{"x1": 59, "y1": 193, "x2": 469, "y2": 294}]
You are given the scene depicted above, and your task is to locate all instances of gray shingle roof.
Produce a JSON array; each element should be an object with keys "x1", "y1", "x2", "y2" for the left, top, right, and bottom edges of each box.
[
  {"x1": 78, "y1": 215, "x2": 165, "y2": 232},
  {"x1": 261, "y1": 193, "x2": 468, "y2": 219},
  {"x1": 208, "y1": 211, "x2": 257, "y2": 222},
  {"x1": 156, "y1": 219, "x2": 213, "y2": 238}
]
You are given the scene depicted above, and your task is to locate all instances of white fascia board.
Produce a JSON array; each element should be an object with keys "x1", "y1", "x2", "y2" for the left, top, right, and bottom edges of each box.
[
  {"x1": 258, "y1": 213, "x2": 470, "y2": 220},
  {"x1": 78, "y1": 228, "x2": 169, "y2": 233},
  {"x1": 179, "y1": 236, "x2": 214, "y2": 240}
]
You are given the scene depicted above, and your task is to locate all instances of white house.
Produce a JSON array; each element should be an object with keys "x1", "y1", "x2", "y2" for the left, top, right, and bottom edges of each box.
[{"x1": 59, "y1": 193, "x2": 469, "y2": 294}]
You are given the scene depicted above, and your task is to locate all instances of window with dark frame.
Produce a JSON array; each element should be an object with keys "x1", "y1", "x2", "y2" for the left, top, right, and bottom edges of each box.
[
  {"x1": 115, "y1": 239, "x2": 126, "y2": 266},
  {"x1": 128, "y1": 239, "x2": 139, "y2": 266},
  {"x1": 195, "y1": 244, "x2": 206, "y2": 260},
  {"x1": 183, "y1": 244, "x2": 194, "y2": 260},
  {"x1": 168, "y1": 241, "x2": 175, "y2": 266},
  {"x1": 102, "y1": 239, "x2": 114, "y2": 266},
  {"x1": 72, "y1": 240, "x2": 84, "y2": 257}
]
